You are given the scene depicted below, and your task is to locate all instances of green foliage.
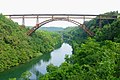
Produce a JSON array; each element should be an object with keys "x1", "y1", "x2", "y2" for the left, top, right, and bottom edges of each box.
[
  {"x1": 40, "y1": 38, "x2": 120, "y2": 80},
  {"x1": 85, "y1": 11, "x2": 118, "y2": 28},
  {"x1": 0, "y1": 14, "x2": 62, "y2": 72},
  {"x1": 39, "y1": 11, "x2": 120, "y2": 80},
  {"x1": 1, "y1": 11, "x2": 120, "y2": 80},
  {"x1": 95, "y1": 18, "x2": 120, "y2": 42},
  {"x1": 39, "y1": 27, "x2": 64, "y2": 32},
  {"x1": 46, "y1": 64, "x2": 58, "y2": 73},
  {"x1": 62, "y1": 27, "x2": 87, "y2": 44},
  {"x1": 9, "y1": 78, "x2": 16, "y2": 80},
  {"x1": 20, "y1": 71, "x2": 31, "y2": 80}
]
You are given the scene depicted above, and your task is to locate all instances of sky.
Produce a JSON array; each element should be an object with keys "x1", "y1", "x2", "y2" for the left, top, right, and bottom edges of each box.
[{"x1": 0, "y1": 0, "x2": 120, "y2": 28}]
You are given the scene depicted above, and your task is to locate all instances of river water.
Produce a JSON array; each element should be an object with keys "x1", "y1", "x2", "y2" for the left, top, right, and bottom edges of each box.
[{"x1": 0, "y1": 43, "x2": 72, "y2": 80}]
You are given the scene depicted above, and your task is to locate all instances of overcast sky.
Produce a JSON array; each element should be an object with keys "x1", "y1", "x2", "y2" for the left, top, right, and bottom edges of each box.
[{"x1": 0, "y1": 0, "x2": 119, "y2": 27}]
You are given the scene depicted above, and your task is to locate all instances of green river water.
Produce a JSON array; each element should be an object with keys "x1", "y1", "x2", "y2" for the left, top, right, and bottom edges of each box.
[{"x1": 0, "y1": 43, "x2": 72, "y2": 80}]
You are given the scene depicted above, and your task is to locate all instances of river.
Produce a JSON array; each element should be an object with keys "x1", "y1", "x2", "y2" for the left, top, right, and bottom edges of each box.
[{"x1": 0, "y1": 43, "x2": 72, "y2": 80}]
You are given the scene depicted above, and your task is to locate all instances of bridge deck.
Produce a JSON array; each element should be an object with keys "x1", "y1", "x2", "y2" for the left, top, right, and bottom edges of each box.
[
  {"x1": 4, "y1": 14, "x2": 118, "y2": 17},
  {"x1": 4, "y1": 14, "x2": 118, "y2": 36}
]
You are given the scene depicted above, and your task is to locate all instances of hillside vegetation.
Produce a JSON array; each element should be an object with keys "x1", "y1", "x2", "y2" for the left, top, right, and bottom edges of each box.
[
  {"x1": 39, "y1": 27, "x2": 64, "y2": 32},
  {"x1": 40, "y1": 11, "x2": 120, "y2": 80},
  {"x1": 0, "y1": 14, "x2": 62, "y2": 72}
]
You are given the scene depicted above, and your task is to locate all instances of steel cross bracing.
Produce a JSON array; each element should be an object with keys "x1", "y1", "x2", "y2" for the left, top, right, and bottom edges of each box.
[{"x1": 5, "y1": 14, "x2": 117, "y2": 36}]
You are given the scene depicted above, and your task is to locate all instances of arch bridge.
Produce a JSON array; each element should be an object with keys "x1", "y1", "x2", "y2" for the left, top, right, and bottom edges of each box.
[{"x1": 5, "y1": 14, "x2": 117, "y2": 36}]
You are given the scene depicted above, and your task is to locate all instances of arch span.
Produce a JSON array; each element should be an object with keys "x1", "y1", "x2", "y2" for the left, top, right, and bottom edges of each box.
[{"x1": 27, "y1": 18, "x2": 94, "y2": 36}]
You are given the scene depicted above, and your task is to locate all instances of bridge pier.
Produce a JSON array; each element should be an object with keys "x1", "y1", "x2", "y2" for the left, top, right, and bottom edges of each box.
[
  {"x1": 52, "y1": 16, "x2": 54, "y2": 20},
  {"x1": 36, "y1": 16, "x2": 39, "y2": 27},
  {"x1": 36, "y1": 16, "x2": 39, "y2": 24},
  {"x1": 99, "y1": 16, "x2": 102, "y2": 27},
  {"x1": 83, "y1": 16, "x2": 85, "y2": 24},
  {"x1": 22, "y1": 16, "x2": 25, "y2": 26},
  {"x1": 9, "y1": 16, "x2": 11, "y2": 19}
]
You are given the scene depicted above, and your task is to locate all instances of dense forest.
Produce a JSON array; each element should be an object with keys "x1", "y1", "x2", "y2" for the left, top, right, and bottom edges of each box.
[
  {"x1": 0, "y1": 11, "x2": 120, "y2": 80},
  {"x1": 0, "y1": 14, "x2": 63, "y2": 72},
  {"x1": 39, "y1": 27, "x2": 64, "y2": 32},
  {"x1": 62, "y1": 27, "x2": 87, "y2": 43},
  {"x1": 39, "y1": 11, "x2": 120, "y2": 80},
  {"x1": 27, "y1": 26, "x2": 64, "y2": 32}
]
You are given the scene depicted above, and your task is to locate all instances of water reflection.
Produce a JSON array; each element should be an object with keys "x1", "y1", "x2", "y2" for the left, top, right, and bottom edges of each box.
[
  {"x1": 29, "y1": 43, "x2": 72, "y2": 80},
  {"x1": 0, "y1": 43, "x2": 72, "y2": 80},
  {"x1": 0, "y1": 53, "x2": 51, "y2": 80}
]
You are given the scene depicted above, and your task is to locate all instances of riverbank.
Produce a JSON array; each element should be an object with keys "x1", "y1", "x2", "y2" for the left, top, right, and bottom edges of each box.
[
  {"x1": 0, "y1": 14, "x2": 63, "y2": 73},
  {"x1": 0, "y1": 43, "x2": 72, "y2": 80}
]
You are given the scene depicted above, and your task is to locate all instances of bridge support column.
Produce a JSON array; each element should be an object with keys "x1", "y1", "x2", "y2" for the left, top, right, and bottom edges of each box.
[
  {"x1": 67, "y1": 16, "x2": 69, "y2": 21},
  {"x1": 52, "y1": 16, "x2": 54, "y2": 20},
  {"x1": 22, "y1": 16, "x2": 25, "y2": 26},
  {"x1": 99, "y1": 16, "x2": 102, "y2": 27},
  {"x1": 9, "y1": 16, "x2": 11, "y2": 19},
  {"x1": 36, "y1": 16, "x2": 39, "y2": 24},
  {"x1": 83, "y1": 16, "x2": 85, "y2": 24},
  {"x1": 36, "y1": 16, "x2": 39, "y2": 27}
]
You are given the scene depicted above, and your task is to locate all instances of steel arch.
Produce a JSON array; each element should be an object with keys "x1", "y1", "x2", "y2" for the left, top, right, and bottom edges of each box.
[{"x1": 27, "y1": 18, "x2": 94, "y2": 36}]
